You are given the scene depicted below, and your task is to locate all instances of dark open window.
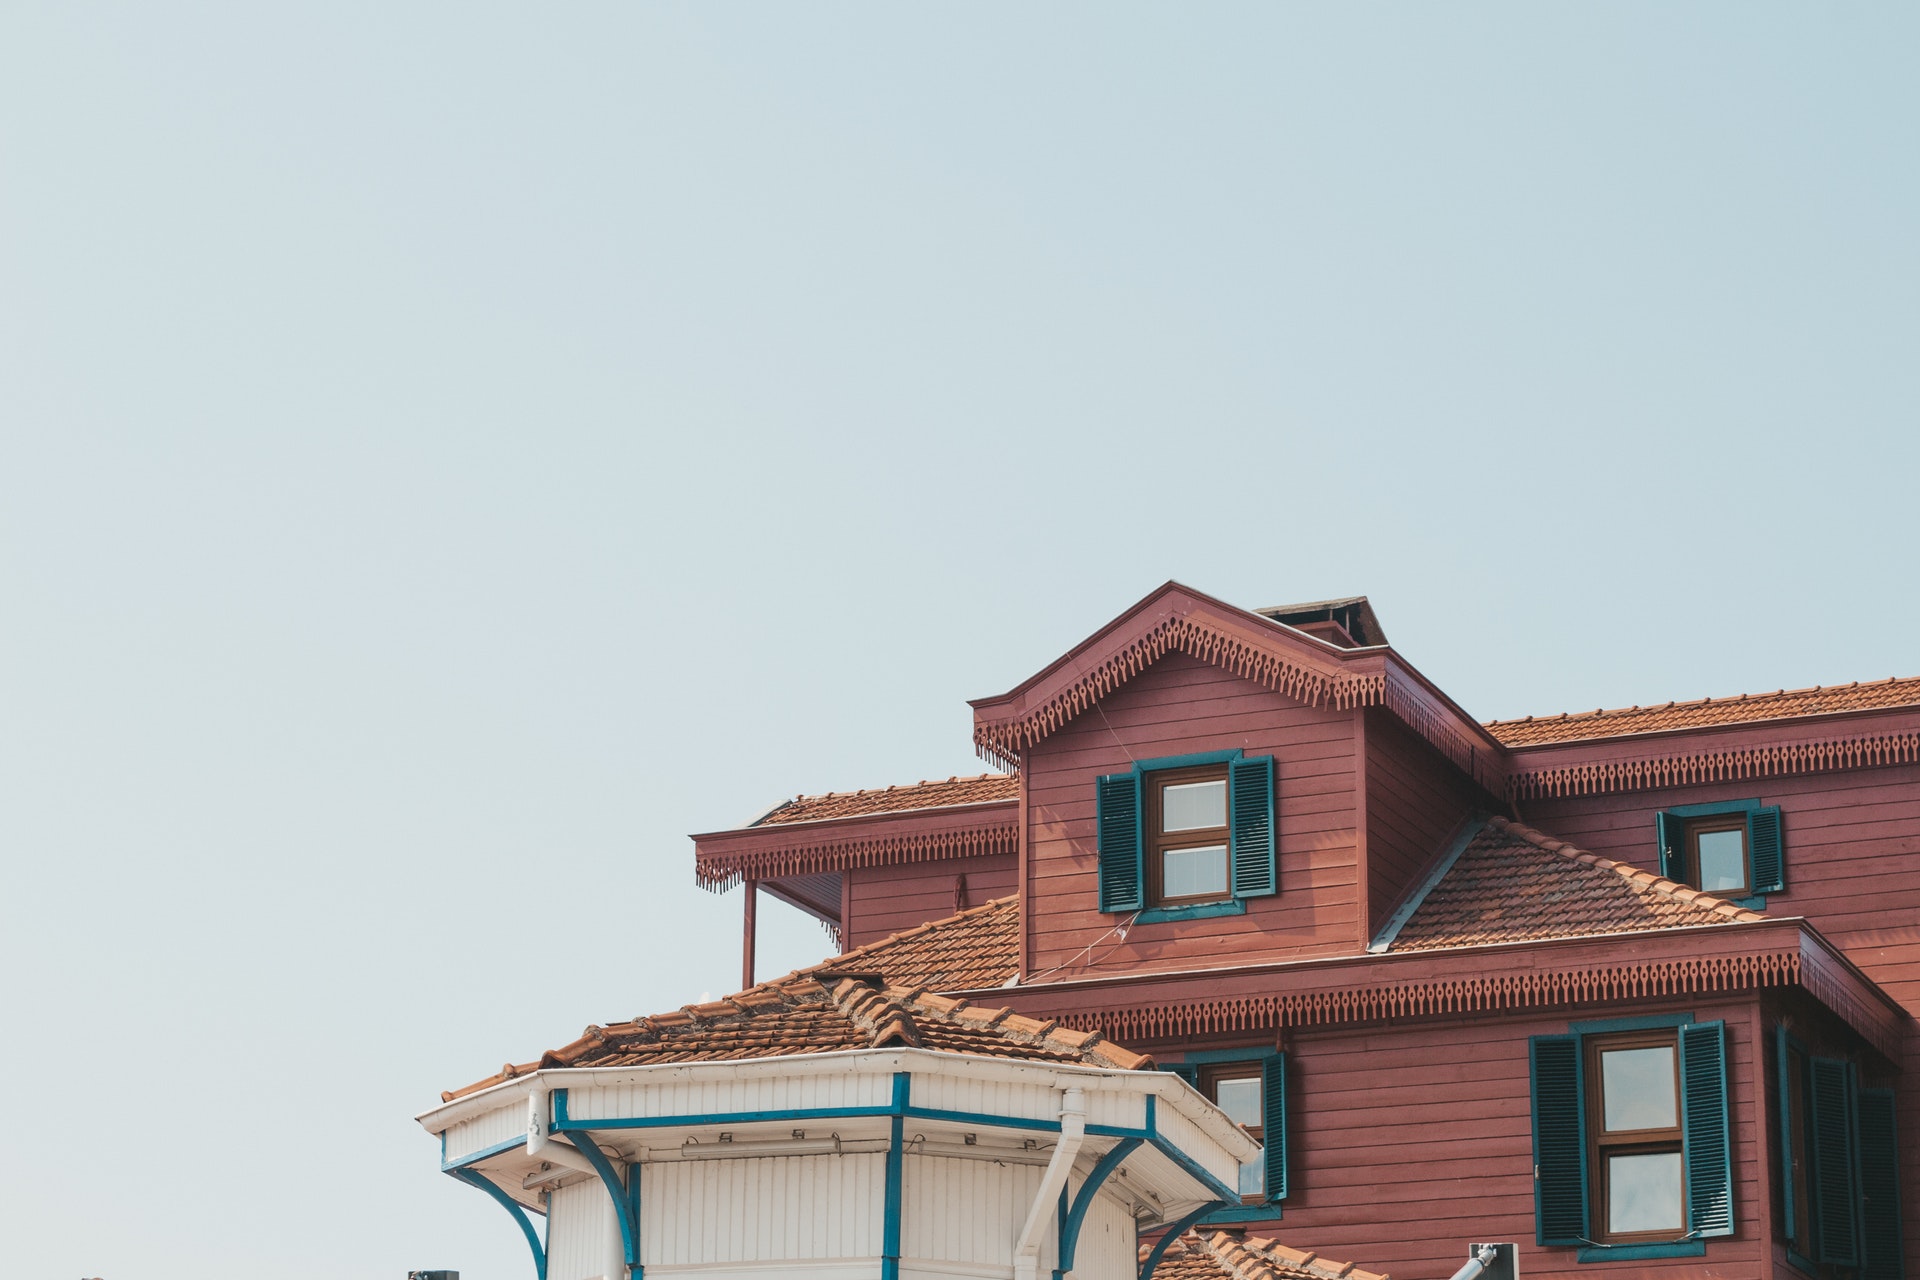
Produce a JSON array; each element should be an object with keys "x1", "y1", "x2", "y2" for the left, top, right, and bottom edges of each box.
[{"x1": 1772, "y1": 1027, "x2": 1904, "y2": 1277}]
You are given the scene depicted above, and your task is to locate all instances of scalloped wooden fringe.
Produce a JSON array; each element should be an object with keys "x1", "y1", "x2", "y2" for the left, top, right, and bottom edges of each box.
[
  {"x1": 1510, "y1": 729, "x2": 1920, "y2": 800},
  {"x1": 973, "y1": 615, "x2": 1380, "y2": 769},
  {"x1": 696, "y1": 823, "x2": 1020, "y2": 892},
  {"x1": 1086, "y1": 951, "x2": 1799, "y2": 1043}
]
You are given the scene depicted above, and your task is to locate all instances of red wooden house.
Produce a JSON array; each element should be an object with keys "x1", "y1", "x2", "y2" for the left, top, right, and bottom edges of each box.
[{"x1": 694, "y1": 583, "x2": 1918, "y2": 1280}]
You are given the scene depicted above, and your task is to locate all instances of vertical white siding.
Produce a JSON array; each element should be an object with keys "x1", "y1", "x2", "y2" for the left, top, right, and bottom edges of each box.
[
  {"x1": 546, "y1": 1178, "x2": 623, "y2": 1280},
  {"x1": 442, "y1": 1102, "x2": 523, "y2": 1166},
  {"x1": 643, "y1": 1152, "x2": 886, "y2": 1267},
  {"x1": 900, "y1": 1154, "x2": 1040, "y2": 1269},
  {"x1": 1083, "y1": 1089, "x2": 1144, "y2": 1133},
  {"x1": 570, "y1": 1070, "x2": 894, "y2": 1123},
  {"x1": 1068, "y1": 1186, "x2": 1137, "y2": 1280},
  {"x1": 908, "y1": 1074, "x2": 1054, "y2": 1126}
]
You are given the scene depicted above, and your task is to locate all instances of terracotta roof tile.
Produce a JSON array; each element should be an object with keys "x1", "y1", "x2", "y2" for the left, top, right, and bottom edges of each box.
[
  {"x1": 1146, "y1": 1230, "x2": 1388, "y2": 1280},
  {"x1": 1484, "y1": 676, "x2": 1920, "y2": 746},
  {"x1": 756, "y1": 773, "x2": 1019, "y2": 825},
  {"x1": 799, "y1": 894, "x2": 1020, "y2": 992},
  {"x1": 439, "y1": 950, "x2": 1144, "y2": 1101},
  {"x1": 1388, "y1": 817, "x2": 1765, "y2": 953}
]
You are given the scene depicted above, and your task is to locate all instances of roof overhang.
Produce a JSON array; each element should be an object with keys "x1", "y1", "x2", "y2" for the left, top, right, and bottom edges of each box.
[
  {"x1": 1505, "y1": 703, "x2": 1920, "y2": 799},
  {"x1": 423, "y1": 1048, "x2": 1262, "y2": 1225},
  {"x1": 967, "y1": 581, "x2": 1506, "y2": 794},
  {"x1": 692, "y1": 800, "x2": 1020, "y2": 891},
  {"x1": 967, "y1": 917, "x2": 1905, "y2": 1063}
]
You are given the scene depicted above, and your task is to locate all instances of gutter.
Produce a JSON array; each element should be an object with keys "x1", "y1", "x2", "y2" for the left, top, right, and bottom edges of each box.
[{"x1": 1013, "y1": 1086, "x2": 1085, "y2": 1280}]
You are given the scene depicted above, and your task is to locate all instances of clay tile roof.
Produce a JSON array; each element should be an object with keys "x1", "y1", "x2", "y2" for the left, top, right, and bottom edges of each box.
[
  {"x1": 1146, "y1": 1230, "x2": 1388, "y2": 1280},
  {"x1": 1388, "y1": 817, "x2": 1765, "y2": 953},
  {"x1": 439, "y1": 935, "x2": 1141, "y2": 1102},
  {"x1": 1483, "y1": 676, "x2": 1920, "y2": 746},
  {"x1": 798, "y1": 894, "x2": 1020, "y2": 993},
  {"x1": 755, "y1": 773, "x2": 1019, "y2": 825}
]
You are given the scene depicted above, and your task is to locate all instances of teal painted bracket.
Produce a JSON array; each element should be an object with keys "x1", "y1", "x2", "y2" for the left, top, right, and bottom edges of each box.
[
  {"x1": 1139, "y1": 1201, "x2": 1226, "y2": 1280},
  {"x1": 566, "y1": 1113, "x2": 641, "y2": 1273},
  {"x1": 446, "y1": 1167, "x2": 548, "y2": 1280},
  {"x1": 1577, "y1": 1240, "x2": 1705, "y2": 1262},
  {"x1": 1056, "y1": 1137, "x2": 1144, "y2": 1279},
  {"x1": 1138, "y1": 899, "x2": 1246, "y2": 924}
]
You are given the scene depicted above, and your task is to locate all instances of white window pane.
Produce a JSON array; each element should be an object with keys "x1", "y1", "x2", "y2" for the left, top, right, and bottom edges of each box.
[
  {"x1": 1601, "y1": 1047, "x2": 1677, "y2": 1131},
  {"x1": 1214, "y1": 1076, "x2": 1264, "y2": 1130},
  {"x1": 1697, "y1": 828, "x2": 1747, "y2": 892},
  {"x1": 1608, "y1": 1151, "x2": 1684, "y2": 1235},
  {"x1": 1238, "y1": 1152, "x2": 1266, "y2": 1198},
  {"x1": 1162, "y1": 845, "x2": 1228, "y2": 898},
  {"x1": 1163, "y1": 780, "x2": 1226, "y2": 832}
]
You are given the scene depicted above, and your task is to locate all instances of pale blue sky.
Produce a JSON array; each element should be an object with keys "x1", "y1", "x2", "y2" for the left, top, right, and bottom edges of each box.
[{"x1": 3, "y1": 6, "x2": 1917, "y2": 1277}]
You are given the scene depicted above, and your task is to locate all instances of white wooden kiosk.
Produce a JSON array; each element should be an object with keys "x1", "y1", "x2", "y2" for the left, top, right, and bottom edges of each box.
[{"x1": 418, "y1": 984, "x2": 1261, "y2": 1280}]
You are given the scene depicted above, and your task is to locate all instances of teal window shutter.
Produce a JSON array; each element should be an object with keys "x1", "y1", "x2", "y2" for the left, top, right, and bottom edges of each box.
[
  {"x1": 1263, "y1": 1051, "x2": 1288, "y2": 1201},
  {"x1": 1163, "y1": 1063, "x2": 1199, "y2": 1087},
  {"x1": 1775, "y1": 1026, "x2": 1799, "y2": 1247},
  {"x1": 1680, "y1": 1021, "x2": 1735, "y2": 1237},
  {"x1": 1530, "y1": 1034, "x2": 1587, "y2": 1246},
  {"x1": 1655, "y1": 811, "x2": 1684, "y2": 882},
  {"x1": 1096, "y1": 771, "x2": 1144, "y2": 913},
  {"x1": 1858, "y1": 1088, "x2": 1903, "y2": 1280},
  {"x1": 1810, "y1": 1057, "x2": 1861, "y2": 1266},
  {"x1": 1748, "y1": 805, "x2": 1786, "y2": 894},
  {"x1": 1228, "y1": 755, "x2": 1277, "y2": 898}
]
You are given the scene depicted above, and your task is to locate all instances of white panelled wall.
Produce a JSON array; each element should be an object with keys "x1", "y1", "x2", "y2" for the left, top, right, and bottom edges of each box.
[{"x1": 422, "y1": 1050, "x2": 1262, "y2": 1280}]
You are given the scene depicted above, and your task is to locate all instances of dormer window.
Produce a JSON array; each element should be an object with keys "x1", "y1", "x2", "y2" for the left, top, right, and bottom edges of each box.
[
  {"x1": 1096, "y1": 750, "x2": 1276, "y2": 920},
  {"x1": 1148, "y1": 767, "x2": 1231, "y2": 906}
]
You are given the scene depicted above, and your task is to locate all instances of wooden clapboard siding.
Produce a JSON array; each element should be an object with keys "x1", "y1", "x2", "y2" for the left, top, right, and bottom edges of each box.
[
  {"x1": 843, "y1": 853, "x2": 1016, "y2": 949},
  {"x1": 1024, "y1": 651, "x2": 1359, "y2": 978},
  {"x1": 1361, "y1": 708, "x2": 1483, "y2": 940},
  {"x1": 1529, "y1": 760, "x2": 1920, "y2": 1276},
  {"x1": 1268, "y1": 997, "x2": 1769, "y2": 1280}
]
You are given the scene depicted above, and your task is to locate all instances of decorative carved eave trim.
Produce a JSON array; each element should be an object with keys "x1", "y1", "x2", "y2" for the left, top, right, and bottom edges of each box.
[
  {"x1": 968, "y1": 582, "x2": 1504, "y2": 793},
  {"x1": 693, "y1": 802, "x2": 1019, "y2": 891},
  {"x1": 1506, "y1": 708, "x2": 1920, "y2": 800},
  {"x1": 970, "y1": 919, "x2": 1901, "y2": 1062}
]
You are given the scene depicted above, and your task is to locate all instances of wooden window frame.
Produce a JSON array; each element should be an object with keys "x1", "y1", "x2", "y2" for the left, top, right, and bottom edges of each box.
[
  {"x1": 1683, "y1": 813, "x2": 1751, "y2": 899},
  {"x1": 1199, "y1": 1061, "x2": 1265, "y2": 1141},
  {"x1": 1145, "y1": 764, "x2": 1232, "y2": 908},
  {"x1": 1584, "y1": 1029, "x2": 1686, "y2": 1244}
]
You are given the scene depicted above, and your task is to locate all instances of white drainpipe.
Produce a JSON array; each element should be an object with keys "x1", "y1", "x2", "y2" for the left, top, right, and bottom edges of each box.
[{"x1": 1013, "y1": 1086, "x2": 1087, "y2": 1280}]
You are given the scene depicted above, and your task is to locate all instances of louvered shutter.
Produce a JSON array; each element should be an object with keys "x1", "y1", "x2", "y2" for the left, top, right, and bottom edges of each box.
[
  {"x1": 1530, "y1": 1035, "x2": 1587, "y2": 1246},
  {"x1": 1655, "y1": 811, "x2": 1684, "y2": 882},
  {"x1": 1680, "y1": 1021, "x2": 1735, "y2": 1236},
  {"x1": 1858, "y1": 1088, "x2": 1903, "y2": 1280},
  {"x1": 1263, "y1": 1052, "x2": 1288, "y2": 1201},
  {"x1": 1229, "y1": 756, "x2": 1277, "y2": 898},
  {"x1": 1810, "y1": 1057, "x2": 1860, "y2": 1266},
  {"x1": 1164, "y1": 1063, "x2": 1199, "y2": 1087},
  {"x1": 1096, "y1": 772, "x2": 1144, "y2": 913},
  {"x1": 1748, "y1": 806, "x2": 1786, "y2": 895},
  {"x1": 1775, "y1": 1027, "x2": 1800, "y2": 1246}
]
